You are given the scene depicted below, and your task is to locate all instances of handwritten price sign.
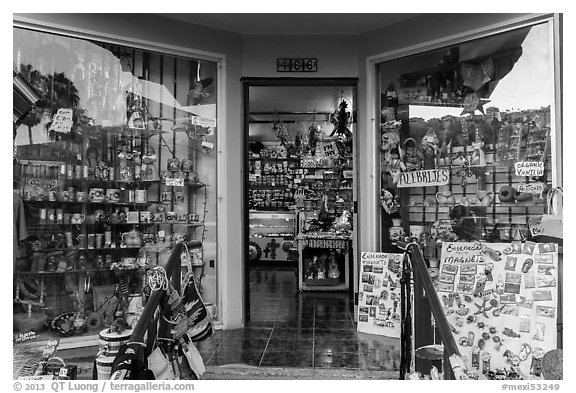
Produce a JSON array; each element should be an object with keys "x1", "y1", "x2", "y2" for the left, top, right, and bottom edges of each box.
[
  {"x1": 48, "y1": 108, "x2": 73, "y2": 133},
  {"x1": 517, "y1": 182, "x2": 545, "y2": 197}
]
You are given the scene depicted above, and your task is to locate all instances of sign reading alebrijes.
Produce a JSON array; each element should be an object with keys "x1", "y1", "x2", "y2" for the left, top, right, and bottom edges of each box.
[
  {"x1": 397, "y1": 169, "x2": 450, "y2": 188},
  {"x1": 357, "y1": 252, "x2": 404, "y2": 338},
  {"x1": 438, "y1": 242, "x2": 558, "y2": 377}
]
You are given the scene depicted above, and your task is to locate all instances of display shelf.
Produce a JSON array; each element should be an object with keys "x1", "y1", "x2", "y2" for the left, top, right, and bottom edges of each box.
[
  {"x1": 249, "y1": 234, "x2": 295, "y2": 238},
  {"x1": 15, "y1": 267, "x2": 140, "y2": 275},
  {"x1": 249, "y1": 185, "x2": 292, "y2": 189},
  {"x1": 28, "y1": 246, "x2": 144, "y2": 253},
  {"x1": 26, "y1": 222, "x2": 160, "y2": 229},
  {"x1": 23, "y1": 200, "x2": 151, "y2": 208}
]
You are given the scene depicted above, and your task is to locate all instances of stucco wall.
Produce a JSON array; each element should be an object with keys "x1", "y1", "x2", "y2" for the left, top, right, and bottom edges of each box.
[{"x1": 242, "y1": 34, "x2": 359, "y2": 77}]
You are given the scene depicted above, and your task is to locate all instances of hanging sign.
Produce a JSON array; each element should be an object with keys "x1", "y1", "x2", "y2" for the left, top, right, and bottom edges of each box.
[
  {"x1": 438, "y1": 242, "x2": 558, "y2": 377},
  {"x1": 191, "y1": 116, "x2": 216, "y2": 131},
  {"x1": 48, "y1": 108, "x2": 73, "y2": 133},
  {"x1": 357, "y1": 252, "x2": 404, "y2": 338},
  {"x1": 397, "y1": 168, "x2": 450, "y2": 188},
  {"x1": 319, "y1": 141, "x2": 338, "y2": 158},
  {"x1": 515, "y1": 161, "x2": 544, "y2": 177}
]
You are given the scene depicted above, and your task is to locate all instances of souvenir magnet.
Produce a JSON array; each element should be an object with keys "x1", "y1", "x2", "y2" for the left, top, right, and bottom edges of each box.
[
  {"x1": 519, "y1": 316, "x2": 531, "y2": 333},
  {"x1": 482, "y1": 353, "x2": 491, "y2": 374},
  {"x1": 521, "y1": 259, "x2": 534, "y2": 273},
  {"x1": 533, "y1": 289, "x2": 552, "y2": 301},
  {"x1": 519, "y1": 343, "x2": 532, "y2": 361},
  {"x1": 530, "y1": 348, "x2": 544, "y2": 376}
]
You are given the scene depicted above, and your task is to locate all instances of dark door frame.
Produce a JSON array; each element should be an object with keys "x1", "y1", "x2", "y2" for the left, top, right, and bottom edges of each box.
[{"x1": 241, "y1": 77, "x2": 359, "y2": 322}]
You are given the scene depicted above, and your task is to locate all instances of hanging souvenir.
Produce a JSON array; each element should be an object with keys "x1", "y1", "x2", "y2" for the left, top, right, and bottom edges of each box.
[
  {"x1": 403, "y1": 137, "x2": 423, "y2": 171},
  {"x1": 308, "y1": 123, "x2": 321, "y2": 155},
  {"x1": 273, "y1": 113, "x2": 289, "y2": 147},
  {"x1": 386, "y1": 147, "x2": 406, "y2": 184},
  {"x1": 470, "y1": 132, "x2": 486, "y2": 167},
  {"x1": 380, "y1": 188, "x2": 398, "y2": 214},
  {"x1": 421, "y1": 128, "x2": 440, "y2": 169},
  {"x1": 330, "y1": 99, "x2": 352, "y2": 138},
  {"x1": 460, "y1": 57, "x2": 494, "y2": 92}
]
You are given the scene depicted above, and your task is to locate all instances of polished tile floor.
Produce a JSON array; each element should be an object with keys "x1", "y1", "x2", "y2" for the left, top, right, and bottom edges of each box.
[{"x1": 196, "y1": 266, "x2": 401, "y2": 370}]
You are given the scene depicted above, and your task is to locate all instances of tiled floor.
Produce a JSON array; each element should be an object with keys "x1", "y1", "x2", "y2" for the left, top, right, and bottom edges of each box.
[{"x1": 196, "y1": 266, "x2": 401, "y2": 371}]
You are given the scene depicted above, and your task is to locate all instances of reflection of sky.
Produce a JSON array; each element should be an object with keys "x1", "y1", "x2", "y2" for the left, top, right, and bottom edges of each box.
[
  {"x1": 411, "y1": 23, "x2": 551, "y2": 121},
  {"x1": 488, "y1": 23, "x2": 551, "y2": 112}
]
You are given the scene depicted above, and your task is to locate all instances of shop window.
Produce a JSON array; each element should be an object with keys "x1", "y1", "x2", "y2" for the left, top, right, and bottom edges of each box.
[
  {"x1": 13, "y1": 27, "x2": 219, "y2": 343},
  {"x1": 378, "y1": 22, "x2": 559, "y2": 260}
]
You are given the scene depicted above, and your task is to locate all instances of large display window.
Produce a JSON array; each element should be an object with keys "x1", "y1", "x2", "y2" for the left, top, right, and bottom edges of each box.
[
  {"x1": 13, "y1": 27, "x2": 219, "y2": 352},
  {"x1": 375, "y1": 20, "x2": 562, "y2": 380}
]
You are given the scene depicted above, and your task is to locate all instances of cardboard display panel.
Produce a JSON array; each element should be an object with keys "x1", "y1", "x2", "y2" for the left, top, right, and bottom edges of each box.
[
  {"x1": 357, "y1": 252, "x2": 404, "y2": 338},
  {"x1": 438, "y1": 242, "x2": 558, "y2": 377}
]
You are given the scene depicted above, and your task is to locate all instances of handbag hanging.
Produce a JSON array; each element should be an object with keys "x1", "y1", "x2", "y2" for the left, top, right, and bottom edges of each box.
[
  {"x1": 177, "y1": 244, "x2": 213, "y2": 342},
  {"x1": 529, "y1": 187, "x2": 563, "y2": 246}
]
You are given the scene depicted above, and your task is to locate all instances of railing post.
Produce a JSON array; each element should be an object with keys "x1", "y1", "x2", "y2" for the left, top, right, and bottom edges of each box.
[{"x1": 413, "y1": 264, "x2": 435, "y2": 374}]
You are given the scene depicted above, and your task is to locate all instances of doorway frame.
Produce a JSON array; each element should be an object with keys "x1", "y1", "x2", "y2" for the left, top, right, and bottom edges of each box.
[{"x1": 241, "y1": 77, "x2": 359, "y2": 322}]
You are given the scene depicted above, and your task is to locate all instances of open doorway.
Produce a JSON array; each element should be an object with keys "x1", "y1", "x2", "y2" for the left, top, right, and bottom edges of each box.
[{"x1": 241, "y1": 78, "x2": 359, "y2": 322}]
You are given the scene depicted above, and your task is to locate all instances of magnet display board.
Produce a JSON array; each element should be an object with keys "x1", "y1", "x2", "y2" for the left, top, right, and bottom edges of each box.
[
  {"x1": 357, "y1": 252, "x2": 404, "y2": 338},
  {"x1": 438, "y1": 242, "x2": 558, "y2": 377}
]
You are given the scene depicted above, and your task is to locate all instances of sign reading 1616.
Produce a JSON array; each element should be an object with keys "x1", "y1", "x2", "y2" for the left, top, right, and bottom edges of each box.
[{"x1": 277, "y1": 58, "x2": 318, "y2": 72}]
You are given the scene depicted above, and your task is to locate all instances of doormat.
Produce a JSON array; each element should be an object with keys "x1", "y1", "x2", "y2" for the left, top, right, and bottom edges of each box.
[{"x1": 204, "y1": 364, "x2": 399, "y2": 380}]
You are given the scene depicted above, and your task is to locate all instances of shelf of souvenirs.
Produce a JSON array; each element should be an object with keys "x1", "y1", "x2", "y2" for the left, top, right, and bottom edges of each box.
[
  {"x1": 15, "y1": 266, "x2": 141, "y2": 275},
  {"x1": 297, "y1": 232, "x2": 353, "y2": 241},
  {"x1": 26, "y1": 221, "x2": 205, "y2": 230},
  {"x1": 18, "y1": 176, "x2": 207, "y2": 189},
  {"x1": 403, "y1": 201, "x2": 546, "y2": 209},
  {"x1": 74, "y1": 124, "x2": 170, "y2": 138},
  {"x1": 23, "y1": 199, "x2": 151, "y2": 208},
  {"x1": 249, "y1": 156, "x2": 300, "y2": 161},
  {"x1": 249, "y1": 233, "x2": 295, "y2": 238},
  {"x1": 25, "y1": 243, "x2": 196, "y2": 254}
]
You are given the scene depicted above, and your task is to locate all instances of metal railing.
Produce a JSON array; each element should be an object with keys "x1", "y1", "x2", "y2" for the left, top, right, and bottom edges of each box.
[{"x1": 396, "y1": 240, "x2": 467, "y2": 380}]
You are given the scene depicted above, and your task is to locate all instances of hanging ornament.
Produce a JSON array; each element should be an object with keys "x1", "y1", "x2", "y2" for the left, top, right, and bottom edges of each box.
[
  {"x1": 272, "y1": 111, "x2": 288, "y2": 147},
  {"x1": 461, "y1": 92, "x2": 490, "y2": 116},
  {"x1": 186, "y1": 62, "x2": 214, "y2": 106},
  {"x1": 455, "y1": 158, "x2": 474, "y2": 191}
]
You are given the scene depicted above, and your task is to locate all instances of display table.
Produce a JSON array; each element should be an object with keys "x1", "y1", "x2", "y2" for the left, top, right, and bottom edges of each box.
[{"x1": 297, "y1": 234, "x2": 351, "y2": 291}]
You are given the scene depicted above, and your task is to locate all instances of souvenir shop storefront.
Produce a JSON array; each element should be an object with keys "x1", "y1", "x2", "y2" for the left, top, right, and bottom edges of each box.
[{"x1": 12, "y1": 13, "x2": 562, "y2": 381}]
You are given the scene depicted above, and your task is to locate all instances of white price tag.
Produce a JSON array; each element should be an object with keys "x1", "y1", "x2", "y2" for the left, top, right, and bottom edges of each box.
[
  {"x1": 202, "y1": 141, "x2": 214, "y2": 149},
  {"x1": 158, "y1": 230, "x2": 165, "y2": 238},
  {"x1": 166, "y1": 178, "x2": 185, "y2": 187}
]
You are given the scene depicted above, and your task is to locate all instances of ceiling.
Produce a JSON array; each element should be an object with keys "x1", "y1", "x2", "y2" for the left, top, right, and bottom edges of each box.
[{"x1": 160, "y1": 13, "x2": 421, "y2": 35}]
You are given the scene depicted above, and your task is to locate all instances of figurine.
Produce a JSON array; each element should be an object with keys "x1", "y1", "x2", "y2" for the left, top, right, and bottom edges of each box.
[
  {"x1": 380, "y1": 189, "x2": 398, "y2": 214},
  {"x1": 470, "y1": 132, "x2": 486, "y2": 167},
  {"x1": 421, "y1": 128, "x2": 440, "y2": 169},
  {"x1": 387, "y1": 147, "x2": 406, "y2": 184},
  {"x1": 141, "y1": 145, "x2": 158, "y2": 181},
  {"x1": 403, "y1": 138, "x2": 423, "y2": 171}
]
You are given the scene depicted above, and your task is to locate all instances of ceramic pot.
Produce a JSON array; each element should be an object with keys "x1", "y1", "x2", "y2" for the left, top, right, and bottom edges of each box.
[{"x1": 498, "y1": 185, "x2": 516, "y2": 203}]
